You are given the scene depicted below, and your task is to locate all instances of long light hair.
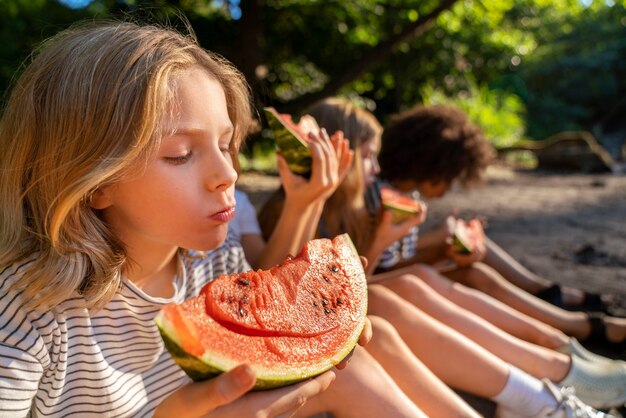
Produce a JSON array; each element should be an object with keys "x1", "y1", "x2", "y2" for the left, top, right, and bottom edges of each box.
[
  {"x1": 0, "y1": 21, "x2": 253, "y2": 310},
  {"x1": 307, "y1": 98, "x2": 382, "y2": 253}
]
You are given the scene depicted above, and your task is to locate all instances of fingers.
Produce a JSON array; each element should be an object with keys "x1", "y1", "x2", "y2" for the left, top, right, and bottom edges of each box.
[
  {"x1": 155, "y1": 364, "x2": 255, "y2": 418},
  {"x1": 276, "y1": 154, "x2": 294, "y2": 186},
  {"x1": 307, "y1": 132, "x2": 330, "y2": 189},
  {"x1": 358, "y1": 317, "x2": 373, "y2": 346},
  {"x1": 359, "y1": 256, "x2": 369, "y2": 270},
  {"x1": 258, "y1": 371, "x2": 336, "y2": 418}
]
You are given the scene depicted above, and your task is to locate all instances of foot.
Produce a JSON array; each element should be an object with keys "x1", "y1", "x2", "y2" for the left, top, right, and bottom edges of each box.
[
  {"x1": 583, "y1": 313, "x2": 626, "y2": 348},
  {"x1": 495, "y1": 379, "x2": 616, "y2": 418},
  {"x1": 560, "y1": 338, "x2": 626, "y2": 366},
  {"x1": 559, "y1": 356, "x2": 626, "y2": 410}
]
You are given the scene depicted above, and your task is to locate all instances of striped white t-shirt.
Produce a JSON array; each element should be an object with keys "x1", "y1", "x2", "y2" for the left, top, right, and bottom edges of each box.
[{"x1": 0, "y1": 231, "x2": 249, "y2": 418}]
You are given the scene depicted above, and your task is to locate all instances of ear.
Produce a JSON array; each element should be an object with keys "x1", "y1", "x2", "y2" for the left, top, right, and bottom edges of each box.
[{"x1": 88, "y1": 187, "x2": 113, "y2": 210}]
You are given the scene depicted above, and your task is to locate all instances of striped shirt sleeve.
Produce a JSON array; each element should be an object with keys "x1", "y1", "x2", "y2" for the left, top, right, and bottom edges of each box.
[{"x1": 0, "y1": 343, "x2": 42, "y2": 417}]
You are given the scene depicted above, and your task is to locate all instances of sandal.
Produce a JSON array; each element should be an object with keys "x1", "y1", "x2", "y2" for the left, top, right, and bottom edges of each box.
[
  {"x1": 535, "y1": 283, "x2": 563, "y2": 306},
  {"x1": 535, "y1": 283, "x2": 611, "y2": 314},
  {"x1": 564, "y1": 291, "x2": 611, "y2": 314},
  {"x1": 581, "y1": 312, "x2": 626, "y2": 357}
]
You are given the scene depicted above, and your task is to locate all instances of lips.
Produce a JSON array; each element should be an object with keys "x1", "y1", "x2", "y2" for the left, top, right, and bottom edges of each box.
[{"x1": 210, "y1": 206, "x2": 236, "y2": 223}]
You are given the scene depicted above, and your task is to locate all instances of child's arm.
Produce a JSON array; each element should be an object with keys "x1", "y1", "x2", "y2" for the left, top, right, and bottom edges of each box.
[
  {"x1": 413, "y1": 215, "x2": 457, "y2": 264},
  {"x1": 364, "y1": 204, "x2": 427, "y2": 275},
  {"x1": 249, "y1": 131, "x2": 352, "y2": 270}
]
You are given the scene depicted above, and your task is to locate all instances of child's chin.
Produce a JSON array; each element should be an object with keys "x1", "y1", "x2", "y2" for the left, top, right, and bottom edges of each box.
[{"x1": 193, "y1": 228, "x2": 228, "y2": 251}]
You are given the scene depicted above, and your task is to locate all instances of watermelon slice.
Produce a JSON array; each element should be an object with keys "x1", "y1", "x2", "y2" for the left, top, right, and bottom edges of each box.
[
  {"x1": 380, "y1": 186, "x2": 423, "y2": 223},
  {"x1": 264, "y1": 107, "x2": 315, "y2": 175},
  {"x1": 155, "y1": 234, "x2": 368, "y2": 390},
  {"x1": 453, "y1": 218, "x2": 485, "y2": 254}
]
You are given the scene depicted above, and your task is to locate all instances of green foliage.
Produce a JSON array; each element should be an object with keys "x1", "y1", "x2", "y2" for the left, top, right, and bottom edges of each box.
[
  {"x1": 421, "y1": 78, "x2": 527, "y2": 149},
  {"x1": 0, "y1": 0, "x2": 624, "y2": 157}
]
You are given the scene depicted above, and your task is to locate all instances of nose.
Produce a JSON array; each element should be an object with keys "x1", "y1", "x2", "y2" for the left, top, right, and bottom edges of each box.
[{"x1": 204, "y1": 152, "x2": 238, "y2": 192}]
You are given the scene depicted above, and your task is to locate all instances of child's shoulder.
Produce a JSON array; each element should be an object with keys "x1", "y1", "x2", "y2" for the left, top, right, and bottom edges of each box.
[{"x1": 0, "y1": 256, "x2": 60, "y2": 368}]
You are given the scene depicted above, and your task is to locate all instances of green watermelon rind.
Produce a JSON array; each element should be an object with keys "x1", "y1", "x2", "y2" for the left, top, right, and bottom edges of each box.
[
  {"x1": 452, "y1": 223, "x2": 474, "y2": 254},
  {"x1": 263, "y1": 107, "x2": 312, "y2": 175},
  {"x1": 382, "y1": 202, "x2": 421, "y2": 224},
  {"x1": 155, "y1": 234, "x2": 367, "y2": 391}
]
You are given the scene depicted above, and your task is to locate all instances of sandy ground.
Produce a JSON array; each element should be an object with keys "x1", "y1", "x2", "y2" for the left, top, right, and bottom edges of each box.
[{"x1": 237, "y1": 166, "x2": 626, "y2": 416}]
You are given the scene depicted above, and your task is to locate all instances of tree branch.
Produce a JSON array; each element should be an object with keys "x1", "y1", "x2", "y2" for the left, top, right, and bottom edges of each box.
[{"x1": 280, "y1": 0, "x2": 460, "y2": 113}]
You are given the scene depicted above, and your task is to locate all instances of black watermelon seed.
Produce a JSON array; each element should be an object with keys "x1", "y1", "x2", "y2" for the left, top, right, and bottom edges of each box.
[
  {"x1": 324, "y1": 308, "x2": 330, "y2": 315},
  {"x1": 238, "y1": 307, "x2": 245, "y2": 317},
  {"x1": 321, "y1": 298, "x2": 329, "y2": 306},
  {"x1": 322, "y1": 275, "x2": 330, "y2": 283},
  {"x1": 313, "y1": 301, "x2": 317, "y2": 307},
  {"x1": 237, "y1": 278, "x2": 250, "y2": 286},
  {"x1": 330, "y1": 266, "x2": 339, "y2": 273},
  {"x1": 336, "y1": 298, "x2": 343, "y2": 305}
]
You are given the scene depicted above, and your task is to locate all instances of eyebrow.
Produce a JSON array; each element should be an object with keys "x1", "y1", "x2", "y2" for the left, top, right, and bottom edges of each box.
[{"x1": 168, "y1": 125, "x2": 234, "y2": 139}]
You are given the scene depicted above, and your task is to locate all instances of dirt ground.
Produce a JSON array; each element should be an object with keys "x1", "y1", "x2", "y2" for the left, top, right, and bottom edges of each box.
[{"x1": 237, "y1": 165, "x2": 626, "y2": 416}]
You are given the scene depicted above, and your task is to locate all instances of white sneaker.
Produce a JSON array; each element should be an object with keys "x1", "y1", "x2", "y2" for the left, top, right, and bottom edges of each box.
[
  {"x1": 495, "y1": 379, "x2": 616, "y2": 418},
  {"x1": 560, "y1": 356, "x2": 626, "y2": 409},
  {"x1": 559, "y1": 338, "x2": 626, "y2": 367}
]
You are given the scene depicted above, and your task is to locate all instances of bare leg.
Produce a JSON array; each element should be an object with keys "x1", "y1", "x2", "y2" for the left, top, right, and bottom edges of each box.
[
  {"x1": 366, "y1": 315, "x2": 481, "y2": 418},
  {"x1": 483, "y1": 237, "x2": 586, "y2": 305},
  {"x1": 367, "y1": 284, "x2": 571, "y2": 386},
  {"x1": 294, "y1": 346, "x2": 427, "y2": 418},
  {"x1": 444, "y1": 261, "x2": 626, "y2": 342},
  {"x1": 383, "y1": 264, "x2": 569, "y2": 349}
]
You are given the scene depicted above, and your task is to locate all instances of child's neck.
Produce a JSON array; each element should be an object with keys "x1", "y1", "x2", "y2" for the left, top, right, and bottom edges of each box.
[{"x1": 125, "y1": 248, "x2": 179, "y2": 299}]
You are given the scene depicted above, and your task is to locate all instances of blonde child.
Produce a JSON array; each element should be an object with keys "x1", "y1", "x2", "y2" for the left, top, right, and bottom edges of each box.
[{"x1": 0, "y1": 21, "x2": 428, "y2": 418}]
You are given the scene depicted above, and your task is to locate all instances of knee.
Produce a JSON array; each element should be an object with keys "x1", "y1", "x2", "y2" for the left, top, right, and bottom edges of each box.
[
  {"x1": 382, "y1": 273, "x2": 434, "y2": 300},
  {"x1": 460, "y1": 263, "x2": 501, "y2": 293},
  {"x1": 368, "y1": 315, "x2": 404, "y2": 355}
]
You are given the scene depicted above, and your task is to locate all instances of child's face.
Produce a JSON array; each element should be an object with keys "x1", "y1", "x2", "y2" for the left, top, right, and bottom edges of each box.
[
  {"x1": 94, "y1": 66, "x2": 238, "y2": 256},
  {"x1": 360, "y1": 135, "x2": 381, "y2": 187}
]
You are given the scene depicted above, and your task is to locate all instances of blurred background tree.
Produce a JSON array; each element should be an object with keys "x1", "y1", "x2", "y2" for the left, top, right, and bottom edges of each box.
[{"x1": 1, "y1": 0, "x2": 624, "y2": 164}]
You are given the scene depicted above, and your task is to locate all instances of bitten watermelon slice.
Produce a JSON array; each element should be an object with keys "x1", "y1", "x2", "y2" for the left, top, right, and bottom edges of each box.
[
  {"x1": 155, "y1": 234, "x2": 367, "y2": 390},
  {"x1": 453, "y1": 218, "x2": 485, "y2": 254},
  {"x1": 380, "y1": 186, "x2": 424, "y2": 223},
  {"x1": 264, "y1": 107, "x2": 316, "y2": 176}
]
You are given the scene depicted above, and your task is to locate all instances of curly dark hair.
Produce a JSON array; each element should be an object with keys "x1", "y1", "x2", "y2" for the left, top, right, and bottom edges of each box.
[{"x1": 379, "y1": 104, "x2": 495, "y2": 187}]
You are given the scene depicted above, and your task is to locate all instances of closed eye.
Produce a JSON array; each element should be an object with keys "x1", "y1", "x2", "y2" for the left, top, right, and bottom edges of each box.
[{"x1": 164, "y1": 151, "x2": 193, "y2": 165}]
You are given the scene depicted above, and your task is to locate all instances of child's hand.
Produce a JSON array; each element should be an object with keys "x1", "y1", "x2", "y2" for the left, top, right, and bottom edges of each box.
[
  {"x1": 373, "y1": 203, "x2": 427, "y2": 251},
  {"x1": 154, "y1": 364, "x2": 335, "y2": 418},
  {"x1": 445, "y1": 243, "x2": 486, "y2": 266},
  {"x1": 335, "y1": 255, "x2": 371, "y2": 370},
  {"x1": 444, "y1": 217, "x2": 487, "y2": 266},
  {"x1": 335, "y1": 316, "x2": 372, "y2": 370},
  {"x1": 278, "y1": 125, "x2": 353, "y2": 207},
  {"x1": 436, "y1": 213, "x2": 458, "y2": 245}
]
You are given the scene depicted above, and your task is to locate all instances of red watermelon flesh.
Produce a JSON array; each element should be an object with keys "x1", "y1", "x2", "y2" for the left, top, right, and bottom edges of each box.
[
  {"x1": 380, "y1": 186, "x2": 423, "y2": 223},
  {"x1": 155, "y1": 234, "x2": 367, "y2": 389},
  {"x1": 453, "y1": 218, "x2": 485, "y2": 254}
]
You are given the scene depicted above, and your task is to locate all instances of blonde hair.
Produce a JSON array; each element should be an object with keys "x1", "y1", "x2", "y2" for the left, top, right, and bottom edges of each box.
[
  {"x1": 0, "y1": 21, "x2": 253, "y2": 310},
  {"x1": 306, "y1": 98, "x2": 382, "y2": 253}
]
